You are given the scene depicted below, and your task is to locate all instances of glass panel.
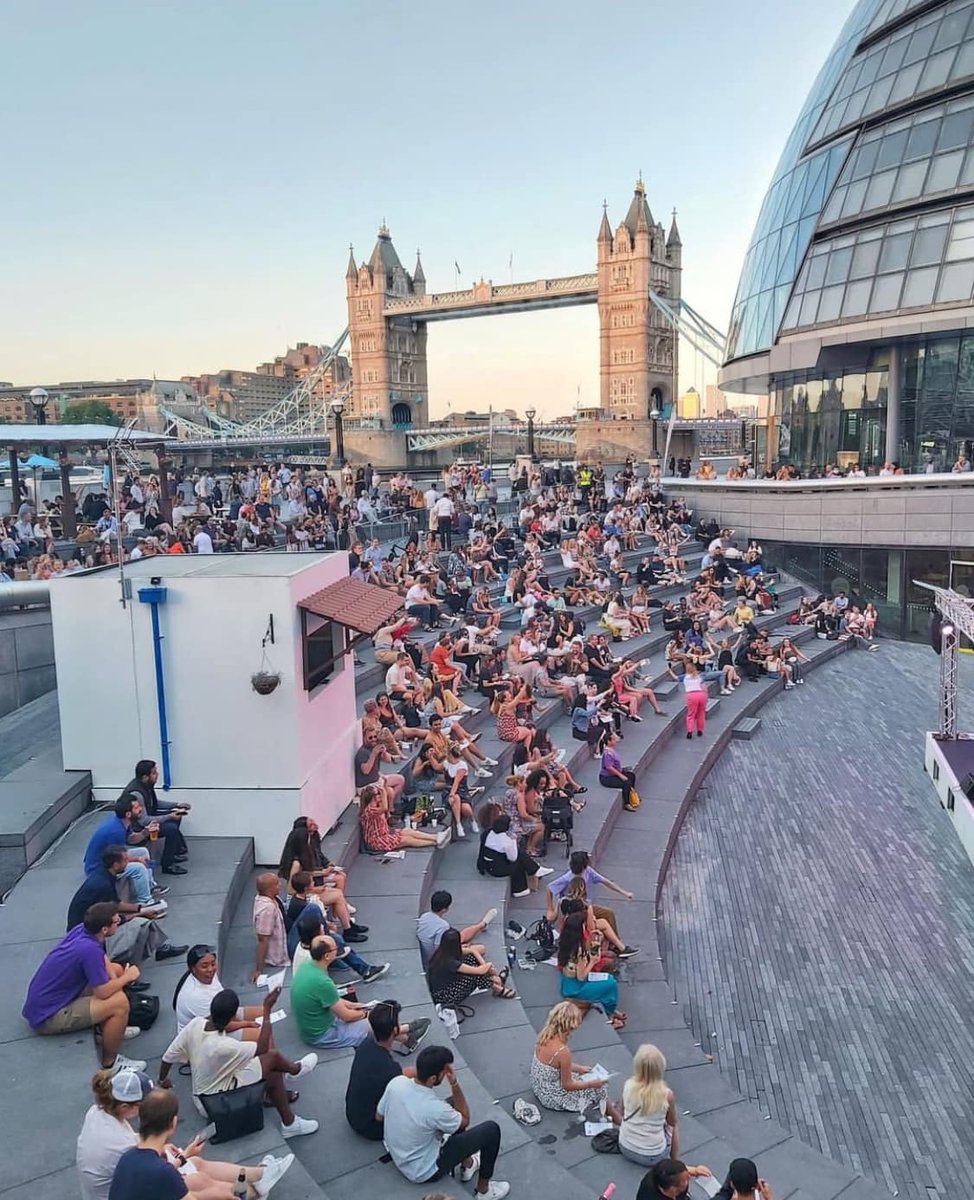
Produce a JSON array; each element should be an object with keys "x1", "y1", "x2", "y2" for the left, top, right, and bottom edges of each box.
[
  {"x1": 953, "y1": 37, "x2": 974, "y2": 79},
  {"x1": 821, "y1": 187, "x2": 846, "y2": 224},
  {"x1": 906, "y1": 119, "x2": 939, "y2": 161},
  {"x1": 850, "y1": 238, "x2": 881, "y2": 278},
  {"x1": 865, "y1": 170, "x2": 897, "y2": 210},
  {"x1": 919, "y1": 47, "x2": 957, "y2": 92},
  {"x1": 904, "y1": 22, "x2": 939, "y2": 66},
  {"x1": 927, "y1": 149, "x2": 964, "y2": 191},
  {"x1": 807, "y1": 253, "x2": 829, "y2": 290},
  {"x1": 959, "y1": 147, "x2": 974, "y2": 185},
  {"x1": 852, "y1": 139, "x2": 881, "y2": 179},
  {"x1": 888, "y1": 62, "x2": 924, "y2": 105},
  {"x1": 817, "y1": 285, "x2": 845, "y2": 322},
  {"x1": 876, "y1": 129, "x2": 910, "y2": 170},
  {"x1": 939, "y1": 107, "x2": 974, "y2": 150},
  {"x1": 911, "y1": 223, "x2": 948, "y2": 266},
  {"x1": 841, "y1": 179, "x2": 869, "y2": 216},
  {"x1": 937, "y1": 260, "x2": 974, "y2": 301},
  {"x1": 799, "y1": 290, "x2": 821, "y2": 325},
  {"x1": 842, "y1": 279, "x2": 871, "y2": 316},
  {"x1": 879, "y1": 230, "x2": 914, "y2": 272},
  {"x1": 870, "y1": 271, "x2": 905, "y2": 311},
  {"x1": 891, "y1": 160, "x2": 928, "y2": 203},
  {"x1": 903, "y1": 266, "x2": 939, "y2": 306},
  {"x1": 934, "y1": 8, "x2": 973, "y2": 52},
  {"x1": 825, "y1": 246, "x2": 854, "y2": 284}
]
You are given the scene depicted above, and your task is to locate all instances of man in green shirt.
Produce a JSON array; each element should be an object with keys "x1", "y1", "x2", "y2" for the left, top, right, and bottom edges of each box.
[
  {"x1": 291, "y1": 936, "x2": 371, "y2": 1049},
  {"x1": 291, "y1": 935, "x2": 432, "y2": 1056}
]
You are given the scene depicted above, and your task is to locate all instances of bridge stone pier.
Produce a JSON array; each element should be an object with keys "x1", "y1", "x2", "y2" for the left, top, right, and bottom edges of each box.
[{"x1": 345, "y1": 178, "x2": 682, "y2": 439}]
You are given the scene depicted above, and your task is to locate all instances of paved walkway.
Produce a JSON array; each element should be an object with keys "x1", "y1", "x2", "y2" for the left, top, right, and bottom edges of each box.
[{"x1": 660, "y1": 643, "x2": 974, "y2": 1200}]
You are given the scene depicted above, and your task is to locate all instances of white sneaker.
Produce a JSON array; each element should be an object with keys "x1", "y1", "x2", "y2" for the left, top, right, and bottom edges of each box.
[
  {"x1": 281, "y1": 1115, "x2": 318, "y2": 1139},
  {"x1": 471, "y1": 819, "x2": 481, "y2": 834},
  {"x1": 480, "y1": 1182, "x2": 511, "y2": 1199},
  {"x1": 535, "y1": 865, "x2": 554, "y2": 877},
  {"x1": 456, "y1": 824, "x2": 467, "y2": 839},
  {"x1": 285, "y1": 1053, "x2": 318, "y2": 1083},
  {"x1": 476, "y1": 767, "x2": 493, "y2": 779},
  {"x1": 109, "y1": 1054, "x2": 147, "y2": 1074},
  {"x1": 347, "y1": 904, "x2": 357, "y2": 915},
  {"x1": 435, "y1": 828, "x2": 452, "y2": 848},
  {"x1": 512, "y1": 888, "x2": 531, "y2": 897},
  {"x1": 784, "y1": 682, "x2": 795, "y2": 690},
  {"x1": 482, "y1": 756, "x2": 499, "y2": 766},
  {"x1": 123, "y1": 1025, "x2": 141, "y2": 1041},
  {"x1": 256, "y1": 1154, "x2": 295, "y2": 1197},
  {"x1": 720, "y1": 688, "x2": 730, "y2": 695},
  {"x1": 482, "y1": 907, "x2": 498, "y2": 926},
  {"x1": 460, "y1": 1152, "x2": 482, "y2": 1182}
]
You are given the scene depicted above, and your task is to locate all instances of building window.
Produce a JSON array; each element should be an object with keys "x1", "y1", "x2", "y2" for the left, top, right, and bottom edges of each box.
[{"x1": 301, "y1": 611, "x2": 346, "y2": 692}]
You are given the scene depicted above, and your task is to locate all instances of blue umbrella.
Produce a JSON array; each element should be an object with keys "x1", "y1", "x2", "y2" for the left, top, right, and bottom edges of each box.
[{"x1": 22, "y1": 453, "x2": 58, "y2": 469}]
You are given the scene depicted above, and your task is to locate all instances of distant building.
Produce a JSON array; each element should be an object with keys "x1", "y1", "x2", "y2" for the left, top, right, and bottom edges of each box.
[
  {"x1": 678, "y1": 387, "x2": 701, "y2": 419},
  {"x1": 183, "y1": 343, "x2": 350, "y2": 423},
  {"x1": 0, "y1": 379, "x2": 192, "y2": 429}
]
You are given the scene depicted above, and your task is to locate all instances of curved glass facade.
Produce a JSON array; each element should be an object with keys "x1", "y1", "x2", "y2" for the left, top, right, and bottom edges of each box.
[{"x1": 723, "y1": 0, "x2": 974, "y2": 472}]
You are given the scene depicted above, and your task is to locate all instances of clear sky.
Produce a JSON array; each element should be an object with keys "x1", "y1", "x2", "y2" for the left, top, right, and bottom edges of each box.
[{"x1": 2, "y1": 0, "x2": 854, "y2": 418}]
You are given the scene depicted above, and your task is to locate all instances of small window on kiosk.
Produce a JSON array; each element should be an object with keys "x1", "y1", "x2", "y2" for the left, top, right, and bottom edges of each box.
[{"x1": 302, "y1": 610, "x2": 346, "y2": 692}]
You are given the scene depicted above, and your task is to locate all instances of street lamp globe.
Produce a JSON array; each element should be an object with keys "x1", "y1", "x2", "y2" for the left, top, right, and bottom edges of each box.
[
  {"x1": 331, "y1": 398, "x2": 345, "y2": 417},
  {"x1": 524, "y1": 406, "x2": 536, "y2": 421},
  {"x1": 29, "y1": 387, "x2": 49, "y2": 412},
  {"x1": 650, "y1": 408, "x2": 661, "y2": 420}
]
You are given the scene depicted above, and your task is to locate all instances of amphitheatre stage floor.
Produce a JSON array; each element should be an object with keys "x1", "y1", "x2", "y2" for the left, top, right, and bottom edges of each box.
[{"x1": 660, "y1": 643, "x2": 974, "y2": 1200}]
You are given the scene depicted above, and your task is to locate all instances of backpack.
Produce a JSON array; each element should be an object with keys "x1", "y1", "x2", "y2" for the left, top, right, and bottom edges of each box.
[{"x1": 527, "y1": 917, "x2": 556, "y2": 956}]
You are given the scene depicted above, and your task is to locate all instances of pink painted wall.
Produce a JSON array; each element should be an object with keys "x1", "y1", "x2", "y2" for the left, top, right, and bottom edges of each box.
[{"x1": 290, "y1": 556, "x2": 359, "y2": 836}]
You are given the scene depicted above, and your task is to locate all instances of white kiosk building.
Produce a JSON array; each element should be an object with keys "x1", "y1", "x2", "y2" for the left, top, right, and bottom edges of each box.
[{"x1": 50, "y1": 554, "x2": 401, "y2": 861}]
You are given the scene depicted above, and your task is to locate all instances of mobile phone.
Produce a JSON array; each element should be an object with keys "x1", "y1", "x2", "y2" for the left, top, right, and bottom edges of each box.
[{"x1": 197, "y1": 1123, "x2": 216, "y2": 1144}]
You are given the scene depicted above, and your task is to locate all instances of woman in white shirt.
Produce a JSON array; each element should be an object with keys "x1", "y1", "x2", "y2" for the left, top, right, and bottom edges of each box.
[
  {"x1": 618, "y1": 1043, "x2": 679, "y2": 1167},
  {"x1": 173, "y1": 945, "x2": 264, "y2": 1038}
]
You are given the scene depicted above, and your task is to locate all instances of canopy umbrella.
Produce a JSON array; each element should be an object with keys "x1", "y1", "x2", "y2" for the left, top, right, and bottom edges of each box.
[{"x1": 21, "y1": 453, "x2": 58, "y2": 469}]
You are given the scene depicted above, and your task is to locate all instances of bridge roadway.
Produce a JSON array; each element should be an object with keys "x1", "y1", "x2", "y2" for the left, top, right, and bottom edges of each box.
[{"x1": 660, "y1": 642, "x2": 974, "y2": 1200}]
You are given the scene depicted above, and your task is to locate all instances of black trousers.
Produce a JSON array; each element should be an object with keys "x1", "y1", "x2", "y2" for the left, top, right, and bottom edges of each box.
[
  {"x1": 600, "y1": 768, "x2": 635, "y2": 807},
  {"x1": 427, "y1": 1120, "x2": 501, "y2": 1183}
]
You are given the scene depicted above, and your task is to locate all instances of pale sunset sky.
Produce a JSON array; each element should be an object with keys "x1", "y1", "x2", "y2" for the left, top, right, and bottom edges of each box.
[{"x1": 2, "y1": 0, "x2": 854, "y2": 418}]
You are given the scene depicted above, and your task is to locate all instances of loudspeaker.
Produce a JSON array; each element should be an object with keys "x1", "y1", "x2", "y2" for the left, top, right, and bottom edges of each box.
[{"x1": 931, "y1": 611, "x2": 943, "y2": 655}]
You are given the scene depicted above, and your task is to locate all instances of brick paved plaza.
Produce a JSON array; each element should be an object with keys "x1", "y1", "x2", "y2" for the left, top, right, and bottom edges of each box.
[{"x1": 660, "y1": 643, "x2": 974, "y2": 1199}]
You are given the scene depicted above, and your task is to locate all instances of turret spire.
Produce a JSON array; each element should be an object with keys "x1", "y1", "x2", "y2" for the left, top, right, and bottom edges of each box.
[
  {"x1": 413, "y1": 248, "x2": 426, "y2": 284},
  {"x1": 667, "y1": 208, "x2": 682, "y2": 247},
  {"x1": 346, "y1": 244, "x2": 357, "y2": 280},
  {"x1": 598, "y1": 199, "x2": 612, "y2": 243}
]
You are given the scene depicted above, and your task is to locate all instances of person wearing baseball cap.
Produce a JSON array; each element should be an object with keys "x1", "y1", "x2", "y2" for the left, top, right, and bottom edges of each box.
[{"x1": 77, "y1": 1068, "x2": 153, "y2": 1200}]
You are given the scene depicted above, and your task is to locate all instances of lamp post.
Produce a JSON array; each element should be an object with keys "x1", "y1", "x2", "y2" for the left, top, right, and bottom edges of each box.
[
  {"x1": 650, "y1": 406, "x2": 661, "y2": 462},
  {"x1": 29, "y1": 386, "x2": 50, "y2": 460},
  {"x1": 525, "y1": 406, "x2": 537, "y2": 463},
  {"x1": 331, "y1": 397, "x2": 346, "y2": 467}
]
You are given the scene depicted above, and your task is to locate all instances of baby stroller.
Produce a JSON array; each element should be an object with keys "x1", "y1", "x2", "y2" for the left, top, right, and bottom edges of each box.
[{"x1": 541, "y1": 790, "x2": 574, "y2": 857}]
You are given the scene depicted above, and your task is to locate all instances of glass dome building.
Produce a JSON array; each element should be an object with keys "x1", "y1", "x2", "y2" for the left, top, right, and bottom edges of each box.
[{"x1": 720, "y1": 0, "x2": 974, "y2": 473}]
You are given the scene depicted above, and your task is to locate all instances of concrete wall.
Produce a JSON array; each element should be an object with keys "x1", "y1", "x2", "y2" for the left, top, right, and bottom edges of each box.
[
  {"x1": 672, "y1": 475, "x2": 974, "y2": 548},
  {"x1": 0, "y1": 609, "x2": 56, "y2": 718}
]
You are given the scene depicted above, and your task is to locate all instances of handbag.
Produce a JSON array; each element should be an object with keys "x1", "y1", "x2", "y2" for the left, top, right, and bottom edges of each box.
[
  {"x1": 626, "y1": 787, "x2": 642, "y2": 810},
  {"x1": 591, "y1": 1128, "x2": 620, "y2": 1153},
  {"x1": 199, "y1": 1080, "x2": 266, "y2": 1144}
]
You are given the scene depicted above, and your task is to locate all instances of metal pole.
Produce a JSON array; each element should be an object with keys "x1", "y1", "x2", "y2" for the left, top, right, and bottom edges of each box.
[
  {"x1": 940, "y1": 623, "x2": 959, "y2": 738},
  {"x1": 108, "y1": 442, "x2": 127, "y2": 608},
  {"x1": 335, "y1": 412, "x2": 345, "y2": 466},
  {"x1": 8, "y1": 448, "x2": 20, "y2": 517},
  {"x1": 139, "y1": 590, "x2": 172, "y2": 789},
  {"x1": 59, "y1": 452, "x2": 77, "y2": 538}
]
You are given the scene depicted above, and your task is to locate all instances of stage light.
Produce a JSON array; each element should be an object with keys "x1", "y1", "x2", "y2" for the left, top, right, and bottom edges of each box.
[{"x1": 943, "y1": 623, "x2": 956, "y2": 637}]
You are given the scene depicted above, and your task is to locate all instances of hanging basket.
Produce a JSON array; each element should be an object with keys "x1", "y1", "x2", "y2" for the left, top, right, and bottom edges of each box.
[{"x1": 251, "y1": 670, "x2": 282, "y2": 696}]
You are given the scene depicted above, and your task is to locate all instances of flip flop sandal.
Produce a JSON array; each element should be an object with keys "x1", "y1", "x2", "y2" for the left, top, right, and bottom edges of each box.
[
  {"x1": 497, "y1": 967, "x2": 510, "y2": 985},
  {"x1": 495, "y1": 987, "x2": 518, "y2": 1000}
]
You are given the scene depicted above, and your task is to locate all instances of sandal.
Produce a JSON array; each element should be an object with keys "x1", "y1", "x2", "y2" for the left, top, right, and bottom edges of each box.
[{"x1": 494, "y1": 986, "x2": 517, "y2": 1000}]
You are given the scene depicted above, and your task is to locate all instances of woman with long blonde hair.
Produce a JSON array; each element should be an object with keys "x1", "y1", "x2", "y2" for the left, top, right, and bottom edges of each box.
[
  {"x1": 619, "y1": 1042, "x2": 679, "y2": 1166},
  {"x1": 530, "y1": 1001, "x2": 621, "y2": 1121}
]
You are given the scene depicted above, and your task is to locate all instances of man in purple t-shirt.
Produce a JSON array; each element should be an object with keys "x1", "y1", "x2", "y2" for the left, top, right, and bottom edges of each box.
[
  {"x1": 22, "y1": 900, "x2": 146, "y2": 1073},
  {"x1": 544, "y1": 849, "x2": 639, "y2": 958}
]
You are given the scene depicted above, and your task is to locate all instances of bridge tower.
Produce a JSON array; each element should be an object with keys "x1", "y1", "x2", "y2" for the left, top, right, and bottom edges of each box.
[
  {"x1": 346, "y1": 224, "x2": 428, "y2": 426},
  {"x1": 597, "y1": 178, "x2": 681, "y2": 419}
]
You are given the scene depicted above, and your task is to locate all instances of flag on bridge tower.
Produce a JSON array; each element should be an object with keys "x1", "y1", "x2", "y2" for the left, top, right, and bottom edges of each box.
[{"x1": 455, "y1": 260, "x2": 461, "y2": 275}]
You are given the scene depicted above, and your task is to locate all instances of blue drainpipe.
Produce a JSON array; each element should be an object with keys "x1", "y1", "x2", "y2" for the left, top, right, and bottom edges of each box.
[{"x1": 137, "y1": 585, "x2": 172, "y2": 790}]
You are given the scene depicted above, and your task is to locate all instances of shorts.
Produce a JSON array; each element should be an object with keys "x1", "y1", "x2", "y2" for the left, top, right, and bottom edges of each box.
[
  {"x1": 36, "y1": 995, "x2": 93, "y2": 1035},
  {"x1": 236, "y1": 1058, "x2": 264, "y2": 1086}
]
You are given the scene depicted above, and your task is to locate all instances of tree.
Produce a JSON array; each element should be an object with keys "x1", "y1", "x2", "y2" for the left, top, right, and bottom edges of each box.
[{"x1": 60, "y1": 400, "x2": 122, "y2": 426}]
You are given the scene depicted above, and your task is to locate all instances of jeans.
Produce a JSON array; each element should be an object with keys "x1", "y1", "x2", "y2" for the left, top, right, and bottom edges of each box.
[
  {"x1": 406, "y1": 603, "x2": 435, "y2": 626},
  {"x1": 599, "y1": 769, "x2": 636, "y2": 807},
  {"x1": 427, "y1": 1120, "x2": 501, "y2": 1183},
  {"x1": 310, "y1": 1017, "x2": 370, "y2": 1048},
  {"x1": 121, "y1": 860, "x2": 154, "y2": 905}
]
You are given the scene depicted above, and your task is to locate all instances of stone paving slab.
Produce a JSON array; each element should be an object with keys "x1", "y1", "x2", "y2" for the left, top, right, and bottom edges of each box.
[{"x1": 661, "y1": 644, "x2": 974, "y2": 1200}]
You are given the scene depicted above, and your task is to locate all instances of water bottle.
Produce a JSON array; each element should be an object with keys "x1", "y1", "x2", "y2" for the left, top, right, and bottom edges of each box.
[
  {"x1": 506, "y1": 943, "x2": 516, "y2": 971},
  {"x1": 234, "y1": 1170, "x2": 248, "y2": 1199}
]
